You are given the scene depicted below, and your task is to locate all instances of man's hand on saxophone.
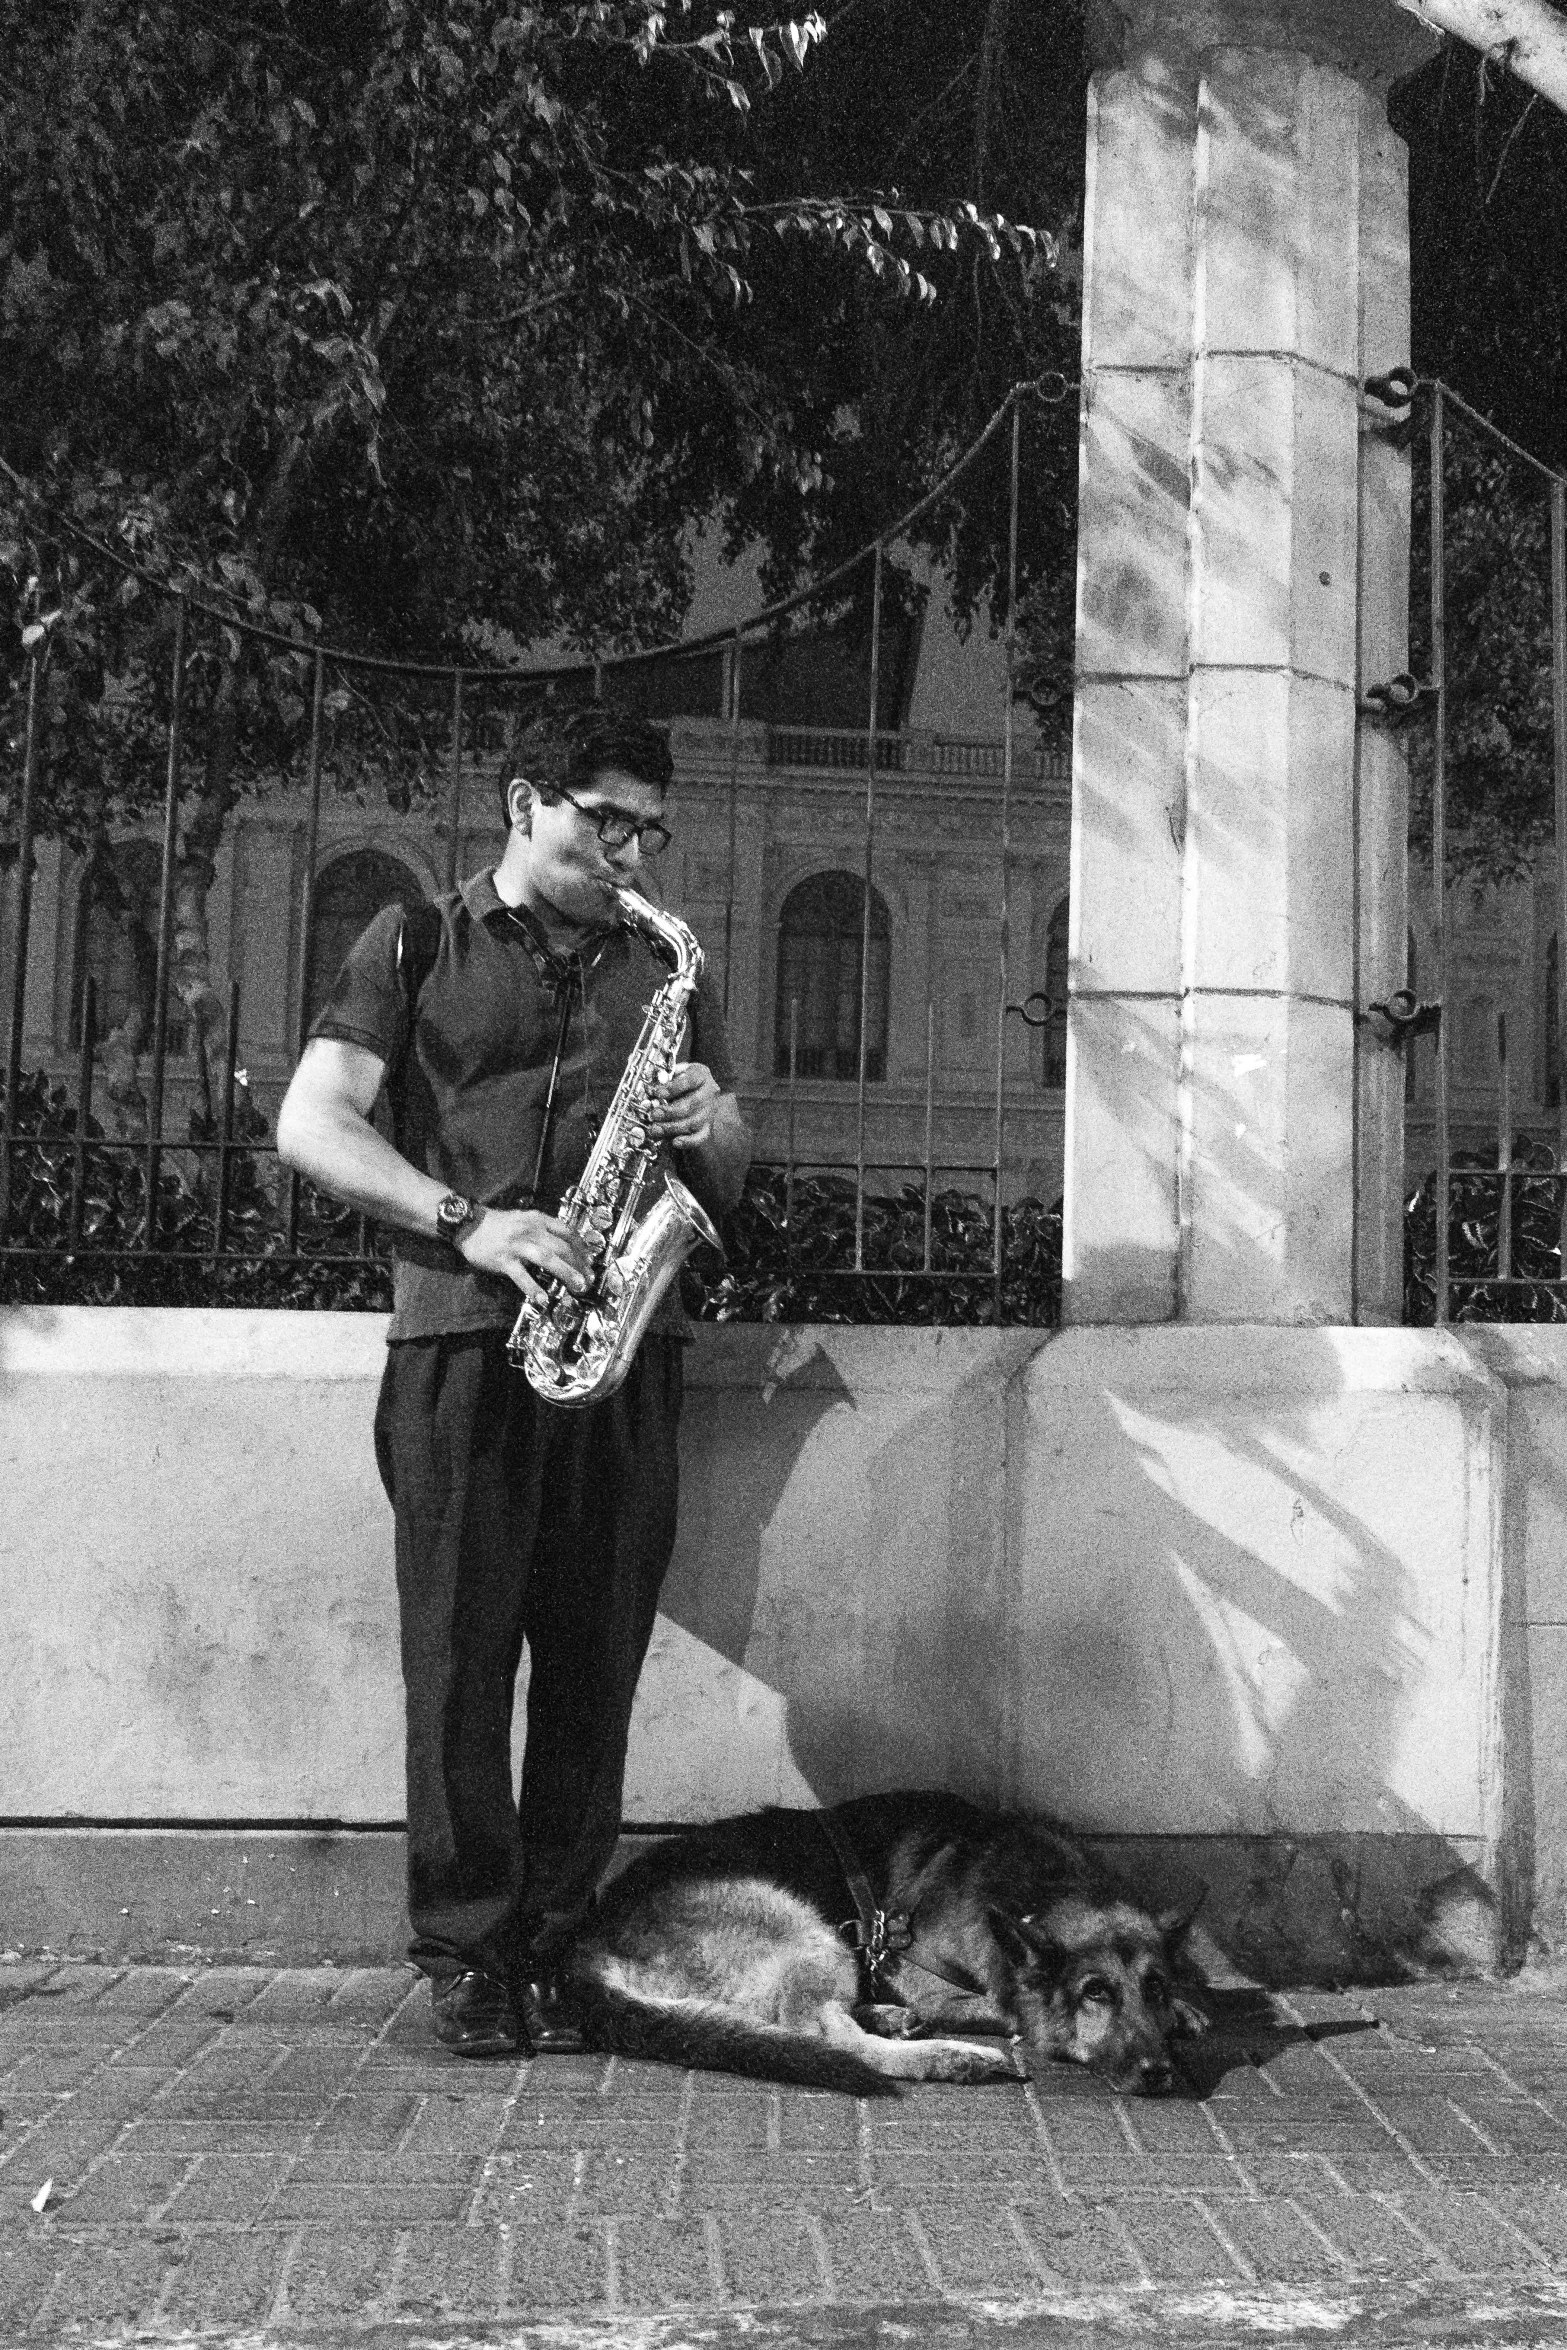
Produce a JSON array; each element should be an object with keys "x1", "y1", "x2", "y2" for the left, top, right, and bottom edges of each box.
[
  {"x1": 457, "y1": 1210, "x2": 592, "y2": 1308},
  {"x1": 646, "y1": 1061, "x2": 722, "y2": 1151}
]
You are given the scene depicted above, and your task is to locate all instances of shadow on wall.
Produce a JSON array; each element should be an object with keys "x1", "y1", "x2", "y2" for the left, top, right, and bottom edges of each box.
[
  {"x1": 656, "y1": 1299, "x2": 1518, "y2": 1987},
  {"x1": 657, "y1": 1328, "x2": 1029, "y2": 1811},
  {"x1": 1011, "y1": 1297, "x2": 1516, "y2": 1983}
]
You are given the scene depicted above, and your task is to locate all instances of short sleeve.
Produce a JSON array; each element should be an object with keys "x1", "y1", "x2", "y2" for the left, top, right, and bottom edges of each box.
[{"x1": 307, "y1": 901, "x2": 410, "y2": 1067}]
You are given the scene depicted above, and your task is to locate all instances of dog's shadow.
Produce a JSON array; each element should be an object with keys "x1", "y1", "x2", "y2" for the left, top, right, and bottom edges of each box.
[{"x1": 1165, "y1": 1987, "x2": 1376, "y2": 2100}]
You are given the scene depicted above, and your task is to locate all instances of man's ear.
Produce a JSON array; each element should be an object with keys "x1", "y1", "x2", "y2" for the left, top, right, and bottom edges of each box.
[{"x1": 505, "y1": 776, "x2": 535, "y2": 834}]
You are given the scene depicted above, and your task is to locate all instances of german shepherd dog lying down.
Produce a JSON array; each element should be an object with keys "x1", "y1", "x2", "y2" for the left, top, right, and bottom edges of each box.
[{"x1": 568, "y1": 1790, "x2": 1206, "y2": 2097}]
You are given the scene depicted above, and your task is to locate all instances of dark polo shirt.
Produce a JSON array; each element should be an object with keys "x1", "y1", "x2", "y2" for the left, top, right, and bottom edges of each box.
[{"x1": 308, "y1": 867, "x2": 736, "y2": 1343}]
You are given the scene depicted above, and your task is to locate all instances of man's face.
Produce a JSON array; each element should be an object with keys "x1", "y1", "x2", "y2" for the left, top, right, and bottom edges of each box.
[{"x1": 518, "y1": 765, "x2": 667, "y2": 926}]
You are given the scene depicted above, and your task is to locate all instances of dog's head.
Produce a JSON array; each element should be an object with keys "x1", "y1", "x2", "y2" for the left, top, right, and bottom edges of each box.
[{"x1": 988, "y1": 1894, "x2": 1204, "y2": 2095}]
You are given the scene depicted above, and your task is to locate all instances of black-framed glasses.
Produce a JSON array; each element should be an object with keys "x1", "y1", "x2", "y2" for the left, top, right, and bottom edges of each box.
[{"x1": 554, "y1": 783, "x2": 672, "y2": 858}]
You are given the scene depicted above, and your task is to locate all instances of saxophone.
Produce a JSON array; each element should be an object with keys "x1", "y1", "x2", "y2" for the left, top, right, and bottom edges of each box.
[{"x1": 507, "y1": 886, "x2": 723, "y2": 1406}]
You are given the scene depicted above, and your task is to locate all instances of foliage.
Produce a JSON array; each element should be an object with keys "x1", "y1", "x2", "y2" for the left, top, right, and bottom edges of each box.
[
  {"x1": 1407, "y1": 410, "x2": 1561, "y2": 879},
  {"x1": 0, "y1": 1067, "x2": 1062, "y2": 1321},
  {"x1": 0, "y1": 1066, "x2": 391, "y2": 1307},
  {"x1": 0, "y1": 0, "x2": 1060, "y2": 846},
  {"x1": 686, "y1": 1168, "x2": 1062, "y2": 1324},
  {"x1": 1404, "y1": 1142, "x2": 1567, "y2": 1324}
]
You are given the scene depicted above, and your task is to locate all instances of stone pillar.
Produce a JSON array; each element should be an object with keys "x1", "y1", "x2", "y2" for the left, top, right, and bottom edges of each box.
[{"x1": 1062, "y1": 0, "x2": 1436, "y2": 1324}]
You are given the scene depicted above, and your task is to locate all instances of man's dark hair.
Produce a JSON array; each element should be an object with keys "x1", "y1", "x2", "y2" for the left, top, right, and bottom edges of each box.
[{"x1": 498, "y1": 704, "x2": 673, "y2": 828}]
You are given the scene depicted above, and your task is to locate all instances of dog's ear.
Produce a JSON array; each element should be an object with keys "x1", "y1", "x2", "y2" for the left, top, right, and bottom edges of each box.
[
  {"x1": 1158, "y1": 1887, "x2": 1207, "y2": 1951},
  {"x1": 986, "y1": 1906, "x2": 1044, "y2": 1966},
  {"x1": 988, "y1": 1907, "x2": 1066, "y2": 1972}
]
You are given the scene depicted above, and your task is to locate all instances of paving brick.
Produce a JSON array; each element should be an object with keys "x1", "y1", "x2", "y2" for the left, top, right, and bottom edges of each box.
[
  {"x1": 0, "y1": 2237, "x2": 61, "y2": 2332},
  {"x1": 32, "y1": 2233, "x2": 178, "y2": 2330},
  {"x1": 123, "y1": 2118, "x2": 316, "y2": 2154},
  {"x1": 1197, "y1": 2193, "x2": 1350, "y2": 2281},
  {"x1": 472, "y1": 2152, "x2": 580, "y2": 2224},
  {"x1": 277, "y1": 2225, "x2": 400, "y2": 2319},
  {"x1": 390, "y1": 2223, "x2": 506, "y2": 2322},
  {"x1": 1110, "y1": 2194, "x2": 1250, "y2": 2283},
  {"x1": 160, "y1": 2154, "x2": 293, "y2": 2224},
  {"x1": 55, "y1": 2151, "x2": 193, "y2": 2221},
  {"x1": 810, "y1": 2205, "x2": 933, "y2": 2300},
  {"x1": 682, "y1": 2152, "x2": 859, "y2": 2203},
  {"x1": 291, "y1": 2146, "x2": 481, "y2": 2186},
  {"x1": 901, "y1": 2200, "x2": 1048, "y2": 2295},
  {"x1": 1313, "y1": 2149, "x2": 1441, "y2": 2193},
  {"x1": 1290, "y1": 2188, "x2": 1453, "y2": 2276},
  {"x1": 93, "y1": 1968, "x2": 199, "y2": 2011},
  {"x1": 574, "y1": 2146, "x2": 685, "y2": 2217},
  {"x1": 0, "y1": 2120, "x2": 128, "y2": 2208},
  {"x1": 1055, "y1": 2153, "x2": 1253, "y2": 2200},
  {"x1": 68, "y1": 2064, "x2": 179, "y2": 2119},
  {"x1": 1493, "y1": 2183, "x2": 1567, "y2": 2260},
  {"x1": 310, "y1": 2092, "x2": 422, "y2": 2146},
  {"x1": 1119, "y1": 2102, "x2": 1229, "y2": 2154},
  {"x1": 268, "y1": 2179, "x2": 473, "y2": 2223},
  {"x1": 157, "y1": 2231, "x2": 292, "y2": 2331},
  {"x1": 712, "y1": 2206, "x2": 828, "y2": 2304},
  {"x1": 1446, "y1": 2096, "x2": 1567, "y2": 2152},
  {"x1": 503, "y1": 2220, "x2": 609, "y2": 2311},
  {"x1": 1007, "y1": 2198, "x2": 1146, "y2": 2285},
  {"x1": 614, "y1": 2215, "x2": 723, "y2": 2309},
  {"x1": 4, "y1": 2044, "x2": 124, "y2": 2091},
  {"x1": 1383, "y1": 2187, "x2": 1549, "y2": 2273},
  {"x1": 866, "y1": 2150, "x2": 1056, "y2": 2192}
]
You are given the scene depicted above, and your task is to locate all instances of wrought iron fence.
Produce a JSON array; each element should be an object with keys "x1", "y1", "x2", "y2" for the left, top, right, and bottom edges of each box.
[
  {"x1": 1, "y1": 380, "x2": 1070, "y2": 1324},
  {"x1": 1383, "y1": 375, "x2": 1567, "y2": 1323}
]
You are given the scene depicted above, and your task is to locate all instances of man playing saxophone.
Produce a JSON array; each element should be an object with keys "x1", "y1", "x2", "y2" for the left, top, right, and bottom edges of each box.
[{"x1": 277, "y1": 707, "x2": 751, "y2": 2058}]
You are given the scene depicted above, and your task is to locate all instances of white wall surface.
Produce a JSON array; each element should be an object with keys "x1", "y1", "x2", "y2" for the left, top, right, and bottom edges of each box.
[{"x1": 0, "y1": 1311, "x2": 1544, "y2": 1916}]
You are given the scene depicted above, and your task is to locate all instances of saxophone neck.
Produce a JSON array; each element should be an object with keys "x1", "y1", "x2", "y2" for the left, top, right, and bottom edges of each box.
[{"x1": 611, "y1": 884, "x2": 702, "y2": 984}]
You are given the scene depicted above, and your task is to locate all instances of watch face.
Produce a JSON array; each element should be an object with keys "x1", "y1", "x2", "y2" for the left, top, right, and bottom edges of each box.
[{"x1": 438, "y1": 1194, "x2": 473, "y2": 1237}]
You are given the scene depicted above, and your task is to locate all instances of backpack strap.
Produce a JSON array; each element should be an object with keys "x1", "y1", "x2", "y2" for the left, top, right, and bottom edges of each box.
[{"x1": 394, "y1": 899, "x2": 444, "y2": 1030}]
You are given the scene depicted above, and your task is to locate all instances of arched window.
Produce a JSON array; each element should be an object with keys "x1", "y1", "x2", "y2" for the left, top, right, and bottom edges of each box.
[
  {"x1": 774, "y1": 871, "x2": 890, "y2": 1081},
  {"x1": 71, "y1": 841, "x2": 187, "y2": 1053},
  {"x1": 1043, "y1": 895, "x2": 1069, "y2": 1089},
  {"x1": 305, "y1": 850, "x2": 427, "y2": 1025}
]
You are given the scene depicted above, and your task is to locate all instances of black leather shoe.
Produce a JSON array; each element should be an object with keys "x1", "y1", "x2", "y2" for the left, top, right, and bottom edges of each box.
[
  {"x1": 431, "y1": 1969, "x2": 531, "y2": 2059},
  {"x1": 515, "y1": 1972, "x2": 586, "y2": 2054}
]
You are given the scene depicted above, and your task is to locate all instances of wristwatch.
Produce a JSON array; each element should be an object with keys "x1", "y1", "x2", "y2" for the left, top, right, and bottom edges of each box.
[{"x1": 434, "y1": 1191, "x2": 482, "y2": 1247}]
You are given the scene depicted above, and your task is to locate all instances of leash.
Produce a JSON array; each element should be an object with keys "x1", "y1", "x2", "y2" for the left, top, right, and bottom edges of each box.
[
  {"x1": 815, "y1": 1810, "x2": 986, "y2": 2005},
  {"x1": 816, "y1": 1808, "x2": 915, "y2": 1999}
]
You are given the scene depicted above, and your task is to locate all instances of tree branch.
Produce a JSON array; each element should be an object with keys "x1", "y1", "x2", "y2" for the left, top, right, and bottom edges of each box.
[{"x1": 1394, "y1": 0, "x2": 1567, "y2": 117}]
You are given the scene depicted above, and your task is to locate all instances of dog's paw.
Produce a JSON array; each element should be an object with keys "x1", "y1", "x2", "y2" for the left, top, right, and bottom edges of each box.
[
  {"x1": 853, "y1": 2002, "x2": 919, "y2": 2040},
  {"x1": 923, "y1": 2039, "x2": 1020, "y2": 2085},
  {"x1": 1170, "y1": 1995, "x2": 1210, "y2": 2038}
]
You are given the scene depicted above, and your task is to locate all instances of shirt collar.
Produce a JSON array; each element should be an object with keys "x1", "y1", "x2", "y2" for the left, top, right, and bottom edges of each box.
[{"x1": 465, "y1": 867, "x2": 624, "y2": 992}]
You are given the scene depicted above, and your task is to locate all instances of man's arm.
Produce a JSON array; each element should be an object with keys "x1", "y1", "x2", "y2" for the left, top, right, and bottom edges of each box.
[{"x1": 276, "y1": 1038, "x2": 590, "y2": 1305}]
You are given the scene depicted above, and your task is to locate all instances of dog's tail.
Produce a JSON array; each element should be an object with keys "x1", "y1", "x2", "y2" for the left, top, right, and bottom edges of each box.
[{"x1": 570, "y1": 1976, "x2": 897, "y2": 2097}]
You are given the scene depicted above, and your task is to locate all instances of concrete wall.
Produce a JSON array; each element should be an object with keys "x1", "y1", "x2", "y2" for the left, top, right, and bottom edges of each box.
[{"x1": 2, "y1": 1308, "x2": 1561, "y2": 1976}]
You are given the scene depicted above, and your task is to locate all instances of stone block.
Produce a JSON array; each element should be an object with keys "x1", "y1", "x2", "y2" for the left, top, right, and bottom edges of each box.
[
  {"x1": 1076, "y1": 367, "x2": 1192, "y2": 683},
  {"x1": 1071, "y1": 679, "x2": 1186, "y2": 999},
  {"x1": 1195, "y1": 49, "x2": 1361, "y2": 373},
  {"x1": 1084, "y1": 59, "x2": 1196, "y2": 368},
  {"x1": 1190, "y1": 358, "x2": 1358, "y2": 683},
  {"x1": 1182, "y1": 992, "x2": 1355, "y2": 1321},
  {"x1": 1184, "y1": 671, "x2": 1355, "y2": 1000},
  {"x1": 1061, "y1": 993, "x2": 1182, "y2": 1324},
  {"x1": 1013, "y1": 1327, "x2": 1506, "y2": 1846}
]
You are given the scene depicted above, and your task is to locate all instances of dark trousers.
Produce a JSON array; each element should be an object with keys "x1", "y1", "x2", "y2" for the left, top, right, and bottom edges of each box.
[{"x1": 373, "y1": 1329, "x2": 683, "y2": 1983}]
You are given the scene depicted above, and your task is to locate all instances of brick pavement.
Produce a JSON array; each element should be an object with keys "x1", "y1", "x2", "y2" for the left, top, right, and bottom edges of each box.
[{"x1": 4, "y1": 1959, "x2": 1567, "y2": 2347}]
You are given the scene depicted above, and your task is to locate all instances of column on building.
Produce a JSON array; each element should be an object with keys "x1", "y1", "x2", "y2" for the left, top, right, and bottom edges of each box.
[{"x1": 1062, "y1": 0, "x2": 1435, "y2": 1324}]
